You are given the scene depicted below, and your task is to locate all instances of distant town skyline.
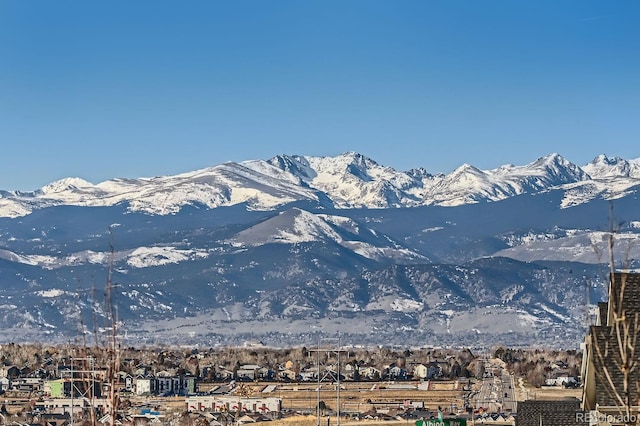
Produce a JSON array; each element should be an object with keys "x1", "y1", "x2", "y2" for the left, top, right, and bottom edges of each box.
[{"x1": 1, "y1": 1, "x2": 639, "y2": 191}]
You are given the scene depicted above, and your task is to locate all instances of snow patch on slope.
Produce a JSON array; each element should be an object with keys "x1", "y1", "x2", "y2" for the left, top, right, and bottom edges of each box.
[
  {"x1": 390, "y1": 298, "x2": 424, "y2": 312},
  {"x1": 560, "y1": 178, "x2": 640, "y2": 208},
  {"x1": 35, "y1": 289, "x2": 67, "y2": 298},
  {"x1": 0, "y1": 249, "x2": 58, "y2": 267},
  {"x1": 127, "y1": 246, "x2": 209, "y2": 268}
]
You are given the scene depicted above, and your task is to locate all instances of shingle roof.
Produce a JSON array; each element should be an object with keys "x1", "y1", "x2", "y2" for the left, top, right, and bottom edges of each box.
[
  {"x1": 607, "y1": 273, "x2": 640, "y2": 328},
  {"x1": 589, "y1": 324, "x2": 640, "y2": 407},
  {"x1": 516, "y1": 398, "x2": 583, "y2": 426}
]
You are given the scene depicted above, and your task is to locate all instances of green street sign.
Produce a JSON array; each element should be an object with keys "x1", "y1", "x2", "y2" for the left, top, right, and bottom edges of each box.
[{"x1": 416, "y1": 420, "x2": 467, "y2": 426}]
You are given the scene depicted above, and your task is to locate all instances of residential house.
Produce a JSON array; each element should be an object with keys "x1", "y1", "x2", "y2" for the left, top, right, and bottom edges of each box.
[
  {"x1": 360, "y1": 366, "x2": 381, "y2": 380},
  {"x1": 278, "y1": 369, "x2": 298, "y2": 382},
  {"x1": 413, "y1": 363, "x2": 443, "y2": 380},
  {"x1": 386, "y1": 365, "x2": 407, "y2": 380},
  {"x1": 46, "y1": 378, "x2": 102, "y2": 398},
  {"x1": 135, "y1": 377, "x2": 155, "y2": 395},
  {"x1": 544, "y1": 374, "x2": 578, "y2": 387},
  {"x1": 413, "y1": 363, "x2": 428, "y2": 380},
  {"x1": 237, "y1": 365, "x2": 261, "y2": 381},
  {"x1": 299, "y1": 368, "x2": 318, "y2": 382},
  {"x1": 156, "y1": 376, "x2": 180, "y2": 394},
  {"x1": 156, "y1": 369, "x2": 178, "y2": 378},
  {"x1": 11, "y1": 377, "x2": 43, "y2": 393},
  {"x1": 0, "y1": 365, "x2": 19, "y2": 379},
  {"x1": 135, "y1": 375, "x2": 196, "y2": 396},
  {"x1": 117, "y1": 371, "x2": 134, "y2": 391},
  {"x1": 257, "y1": 367, "x2": 274, "y2": 381},
  {"x1": 19, "y1": 366, "x2": 33, "y2": 377},
  {"x1": 477, "y1": 413, "x2": 516, "y2": 424},
  {"x1": 28, "y1": 367, "x2": 48, "y2": 379},
  {"x1": 217, "y1": 368, "x2": 234, "y2": 382},
  {"x1": 581, "y1": 272, "x2": 640, "y2": 422},
  {"x1": 343, "y1": 363, "x2": 359, "y2": 380},
  {"x1": 134, "y1": 365, "x2": 151, "y2": 377}
]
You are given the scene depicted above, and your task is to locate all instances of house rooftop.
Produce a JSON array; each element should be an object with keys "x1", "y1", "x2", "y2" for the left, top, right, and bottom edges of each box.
[{"x1": 516, "y1": 398, "x2": 584, "y2": 426}]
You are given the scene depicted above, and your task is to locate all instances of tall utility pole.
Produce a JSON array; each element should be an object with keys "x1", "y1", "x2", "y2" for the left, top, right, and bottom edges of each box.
[
  {"x1": 314, "y1": 336, "x2": 344, "y2": 426},
  {"x1": 317, "y1": 337, "x2": 321, "y2": 426},
  {"x1": 336, "y1": 335, "x2": 341, "y2": 426},
  {"x1": 70, "y1": 357, "x2": 74, "y2": 426},
  {"x1": 69, "y1": 355, "x2": 98, "y2": 426}
]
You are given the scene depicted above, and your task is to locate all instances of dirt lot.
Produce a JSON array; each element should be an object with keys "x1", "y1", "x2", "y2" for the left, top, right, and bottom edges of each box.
[{"x1": 255, "y1": 381, "x2": 467, "y2": 413}]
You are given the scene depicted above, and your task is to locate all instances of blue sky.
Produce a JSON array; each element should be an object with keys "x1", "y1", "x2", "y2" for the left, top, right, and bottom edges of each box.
[{"x1": 1, "y1": 1, "x2": 639, "y2": 191}]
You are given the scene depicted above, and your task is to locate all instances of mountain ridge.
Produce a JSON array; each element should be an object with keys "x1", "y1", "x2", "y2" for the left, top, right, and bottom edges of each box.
[
  {"x1": 2, "y1": 152, "x2": 639, "y2": 218},
  {"x1": 1, "y1": 152, "x2": 639, "y2": 347}
]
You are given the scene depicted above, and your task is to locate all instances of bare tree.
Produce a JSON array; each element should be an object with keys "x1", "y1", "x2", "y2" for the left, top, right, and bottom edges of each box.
[
  {"x1": 584, "y1": 203, "x2": 640, "y2": 424},
  {"x1": 70, "y1": 228, "x2": 121, "y2": 426},
  {"x1": 104, "y1": 230, "x2": 121, "y2": 426}
]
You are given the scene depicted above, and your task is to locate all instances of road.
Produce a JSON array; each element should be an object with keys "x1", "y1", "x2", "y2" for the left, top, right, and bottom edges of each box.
[
  {"x1": 474, "y1": 363, "x2": 517, "y2": 414},
  {"x1": 501, "y1": 370, "x2": 516, "y2": 413}
]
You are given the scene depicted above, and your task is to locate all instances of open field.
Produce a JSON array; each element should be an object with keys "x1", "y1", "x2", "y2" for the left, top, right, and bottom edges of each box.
[
  {"x1": 514, "y1": 377, "x2": 581, "y2": 401},
  {"x1": 123, "y1": 381, "x2": 468, "y2": 424},
  {"x1": 518, "y1": 386, "x2": 581, "y2": 400},
  {"x1": 263, "y1": 416, "x2": 414, "y2": 425},
  {"x1": 248, "y1": 381, "x2": 467, "y2": 413}
]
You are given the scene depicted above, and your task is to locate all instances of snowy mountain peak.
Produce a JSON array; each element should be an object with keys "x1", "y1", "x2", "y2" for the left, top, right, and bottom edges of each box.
[
  {"x1": 266, "y1": 154, "x2": 317, "y2": 182},
  {"x1": 338, "y1": 151, "x2": 379, "y2": 166},
  {"x1": 582, "y1": 154, "x2": 640, "y2": 179},
  {"x1": 529, "y1": 153, "x2": 587, "y2": 183},
  {"x1": 40, "y1": 177, "x2": 95, "y2": 194},
  {"x1": 451, "y1": 163, "x2": 485, "y2": 177},
  {"x1": 531, "y1": 153, "x2": 569, "y2": 169},
  {"x1": 304, "y1": 151, "x2": 379, "y2": 179},
  {"x1": 594, "y1": 154, "x2": 622, "y2": 165},
  {"x1": 406, "y1": 167, "x2": 436, "y2": 180}
]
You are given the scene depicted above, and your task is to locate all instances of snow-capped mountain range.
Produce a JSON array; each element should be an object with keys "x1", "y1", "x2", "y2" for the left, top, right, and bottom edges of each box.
[
  {"x1": 2, "y1": 152, "x2": 639, "y2": 218},
  {"x1": 0, "y1": 152, "x2": 639, "y2": 347}
]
